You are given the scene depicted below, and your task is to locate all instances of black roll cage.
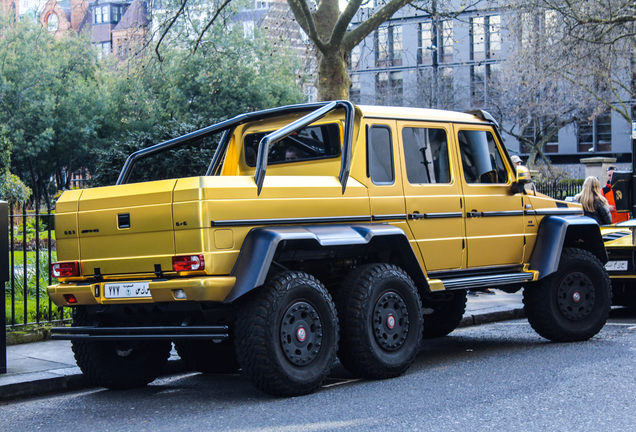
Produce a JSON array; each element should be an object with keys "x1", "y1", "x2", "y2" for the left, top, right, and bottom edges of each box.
[{"x1": 116, "y1": 100, "x2": 355, "y2": 195}]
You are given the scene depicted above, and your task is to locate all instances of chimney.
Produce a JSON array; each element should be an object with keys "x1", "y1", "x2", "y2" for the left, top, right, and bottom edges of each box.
[{"x1": 70, "y1": 0, "x2": 88, "y2": 30}]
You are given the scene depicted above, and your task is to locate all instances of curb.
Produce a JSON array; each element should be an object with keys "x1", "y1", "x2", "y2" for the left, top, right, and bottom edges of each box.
[
  {"x1": 1, "y1": 307, "x2": 525, "y2": 402},
  {"x1": 459, "y1": 307, "x2": 526, "y2": 328},
  {"x1": 6, "y1": 327, "x2": 52, "y2": 346}
]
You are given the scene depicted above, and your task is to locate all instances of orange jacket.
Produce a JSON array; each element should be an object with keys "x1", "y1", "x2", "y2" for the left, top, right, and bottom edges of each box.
[{"x1": 603, "y1": 185, "x2": 630, "y2": 223}]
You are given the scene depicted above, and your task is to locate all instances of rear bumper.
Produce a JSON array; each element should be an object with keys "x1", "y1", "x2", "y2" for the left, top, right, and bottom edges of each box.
[{"x1": 47, "y1": 276, "x2": 236, "y2": 307}]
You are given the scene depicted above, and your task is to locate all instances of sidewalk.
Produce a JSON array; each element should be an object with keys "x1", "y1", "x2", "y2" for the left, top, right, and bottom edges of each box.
[{"x1": 0, "y1": 290, "x2": 524, "y2": 401}]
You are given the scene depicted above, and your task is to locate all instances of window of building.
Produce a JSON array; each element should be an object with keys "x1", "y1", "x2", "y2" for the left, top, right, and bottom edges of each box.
[
  {"x1": 113, "y1": 5, "x2": 123, "y2": 23},
  {"x1": 578, "y1": 112, "x2": 612, "y2": 152},
  {"x1": 243, "y1": 20, "x2": 255, "y2": 39},
  {"x1": 368, "y1": 125, "x2": 394, "y2": 185},
  {"x1": 458, "y1": 130, "x2": 508, "y2": 184},
  {"x1": 521, "y1": 120, "x2": 558, "y2": 153},
  {"x1": 375, "y1": 25, "x2": 402, "y2": 67},
  {"x1": 47, "y1": 12, "x2": 58, "y2": 32},
  {"x1": 375, "y1": 71, "x2": 403, "y2": 106},
  {"x1": 402, "y1": 127, "x2": 450, "y2": 184},
  {"x1": 440, "y1": 20, "x2": 453, "y2": 61},
  {"x1": 471, "y1": 63, "x2": 500, "y2": 107},
  {"x1": 418, "y1": 21, "x2": 433, "y2": 65},
  {"x1": 95, "y1": 5, "x2": 109, "y2": 23},
  {"x1": 243, "y1": 123, "x2": 341, "y2": 167},
  {"x1": 471, "y1": 15, "x2": 501, "y2": 61},
  {"x1": 350, "y1": 74, "x2": 360, "y2": 103},
  {"x1": 350, "y1": 45, "x2": 361, "y2": 70},
  {"x1": 304, "y1": 85, "x2": 317, "y2": 103},
  {"x1": 471, "y1": 17, "x2": 485, "y2": 58}
]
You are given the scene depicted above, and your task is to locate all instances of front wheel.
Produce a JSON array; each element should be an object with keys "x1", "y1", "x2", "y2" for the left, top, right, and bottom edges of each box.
[
  {"x1": 524, "y1": 248, "x2": 611, "y2": 342},
  {"x1": 336, "y1": 264, "x2": 423, "y2": 379},
  {"x1": 235, "y1": 272, "x2": 339, "y2": 396}
]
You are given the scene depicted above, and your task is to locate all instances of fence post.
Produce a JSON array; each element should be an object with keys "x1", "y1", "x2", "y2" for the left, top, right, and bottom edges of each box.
[{"x1": 1, "y1": 202, "x2": 9, "y2": 373}]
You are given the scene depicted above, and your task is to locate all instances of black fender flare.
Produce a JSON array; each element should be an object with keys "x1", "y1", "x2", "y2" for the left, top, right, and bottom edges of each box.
[
  {"x1": 223, "y1": 224, "x2": 427, "y2": 303},
  {"x1": 529, "y1": 215, "x2": 608, "y2": 279}
]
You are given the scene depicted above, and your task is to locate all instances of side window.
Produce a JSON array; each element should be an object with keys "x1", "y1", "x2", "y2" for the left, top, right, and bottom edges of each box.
[
  {"x1": 402, "y1": 127, "x2": 450, "y2": 184},
  {"x1": 367, "y1": 125, "x2": 394, "y2": 185},
  {"x1": 458, "y1": 130, "x2": 508, "y2": 184},
  {"x1": 243, "y1": 123, "x2": 341, "y2": 167}
]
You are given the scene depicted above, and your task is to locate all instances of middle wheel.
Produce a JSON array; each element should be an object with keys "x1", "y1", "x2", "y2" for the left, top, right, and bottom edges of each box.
[{"x1": 336, "y1": 263, "x2": 423, "y2": 379}]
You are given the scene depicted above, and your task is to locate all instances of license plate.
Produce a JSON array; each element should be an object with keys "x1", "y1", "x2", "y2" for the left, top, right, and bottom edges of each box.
[
  {"x1": 605, "y1": 261, "x2": 628, "y2": 271},
  {"x1": 104, "y1": 282, "x2": 151, "y2": 299}
]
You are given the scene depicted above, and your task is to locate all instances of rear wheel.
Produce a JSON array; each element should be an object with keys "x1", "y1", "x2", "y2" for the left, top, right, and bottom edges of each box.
[
  {"x1": 235, "y1": 272, "x2": 339, "y2": 396},
  {"x1": 336, "y1": 264, "x2": 423, "y2": 379},
  {"x1": 71, "y1": 307, "x2": 171, "y2": 390},
  {"x1": 524, "y1": 248, "x2": 611, "y2": 342},
  {"x1": 421, "y1": 290, "x2": 467, "y2": 338},
  {"x1": 174, "y1": 340, "x2": 239, "y2": 374}
]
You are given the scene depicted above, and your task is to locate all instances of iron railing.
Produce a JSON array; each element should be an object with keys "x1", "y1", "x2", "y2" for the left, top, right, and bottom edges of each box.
[
  {"x1": 5, "y1": 206, "x2": 68, "y2": 329},
  {"x1": 534, "y1": 180, "x2": 583, "y2": 201}
]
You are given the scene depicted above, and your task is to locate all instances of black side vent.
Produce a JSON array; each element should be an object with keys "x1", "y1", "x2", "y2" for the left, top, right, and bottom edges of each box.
[{"x1": 118, "y1": 213, "x2": 131, "y2": 229}]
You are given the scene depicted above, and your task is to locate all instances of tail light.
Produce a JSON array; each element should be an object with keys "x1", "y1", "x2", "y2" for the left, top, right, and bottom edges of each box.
[
  {"x1": 172, "y1": 255, "x2": 205, "y2": 271},
  {"x1": 63, "y1": 294, "x2": 78, "y2": 304},
  {"x1": 51, "y1": 262, "x2": 80, "y2": 278}
]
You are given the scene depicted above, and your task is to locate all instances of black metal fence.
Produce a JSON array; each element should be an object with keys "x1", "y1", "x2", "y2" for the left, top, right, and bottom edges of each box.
[
  {"x1": 5, "y1": 205, "x2": 68, "y2": 329},
  {"x1": 534, "y1": 180, "x2": 583, "y2": 201}
]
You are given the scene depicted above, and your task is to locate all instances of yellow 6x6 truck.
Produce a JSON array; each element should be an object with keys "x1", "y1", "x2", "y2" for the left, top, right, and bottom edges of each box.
[{"x1": 49, "y1": 101, "x2": 611, "y2": 396}]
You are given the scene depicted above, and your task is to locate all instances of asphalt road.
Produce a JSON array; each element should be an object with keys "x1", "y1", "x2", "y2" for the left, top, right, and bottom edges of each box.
[{"x1": 2, "y1": 308, "x2": 636, "y2": 432}]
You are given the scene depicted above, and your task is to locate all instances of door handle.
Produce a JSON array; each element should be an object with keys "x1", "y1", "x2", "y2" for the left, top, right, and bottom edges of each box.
[
  {"x1": 408, "y1": 213, "x2": 425, "y2": 220},
  {"x1": 466, "y1": 211, "x2": 482, "y2": 218}
]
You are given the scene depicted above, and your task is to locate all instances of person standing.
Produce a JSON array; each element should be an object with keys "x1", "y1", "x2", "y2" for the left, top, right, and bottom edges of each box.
[
  {"x1": 603, "y1": 166, "x2": 630, "y2": 223},
  {"x1": 576, "y1": 176, "x2": 612, "y2": 225}
]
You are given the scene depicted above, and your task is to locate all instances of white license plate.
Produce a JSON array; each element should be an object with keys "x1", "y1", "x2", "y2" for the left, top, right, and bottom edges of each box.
[
  {"x1": 104, "y1": 282, "x2": 151, "y2": 299},
  {"x1": 605, "y1": 261, "x2": 628, "y2": 271}
]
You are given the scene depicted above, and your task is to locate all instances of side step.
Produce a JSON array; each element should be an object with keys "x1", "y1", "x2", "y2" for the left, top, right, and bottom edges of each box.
[
  {"x1": 440, "y1": 272, "x2": 534, "y2": 290},
  {"x1": 51, "y1": 325, "x2": 229, "y2": 341}
]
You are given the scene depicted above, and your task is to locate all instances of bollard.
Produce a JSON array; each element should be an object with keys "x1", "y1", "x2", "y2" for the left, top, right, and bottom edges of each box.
[{"x1": 0, "y1": 202, "x2": 8, "y2": 373}]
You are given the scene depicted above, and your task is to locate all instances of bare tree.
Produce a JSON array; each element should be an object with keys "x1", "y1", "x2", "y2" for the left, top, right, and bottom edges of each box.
[
  {"x1": 514, "y1": 0, "x2": 636, "y2": 123},
  {"x1": 489, "y1": 7, "x2": 603, "y2": 166}
]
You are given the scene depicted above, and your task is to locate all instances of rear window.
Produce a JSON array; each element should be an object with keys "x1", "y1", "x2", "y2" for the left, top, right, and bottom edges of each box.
[{"x1": 244, "y1": 123, "x2": 341, "y2": 166}]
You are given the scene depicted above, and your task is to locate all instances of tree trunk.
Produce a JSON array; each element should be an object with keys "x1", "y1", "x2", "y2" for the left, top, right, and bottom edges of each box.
[
  {"x1": 317, "y1": 49, "x2": 351, "y2": 101},
  {"x1": 27, "y1": 156, "x2": 40, "y2": 212}
]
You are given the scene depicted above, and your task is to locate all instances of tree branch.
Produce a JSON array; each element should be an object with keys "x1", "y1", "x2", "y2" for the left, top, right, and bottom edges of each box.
[
  {"x1": 344, "y1": 0, "x2": 412, "y2": 50},
  {"x1": 193, "y1": 0, "x2": 233, "y2": 55},
  {"x1": 286, "y1": 0, "x2": 327, "y2": 52},
  {"x1": 330, "y1": 0, "x2": 363, "y2": 49},
  {"x1": 155, "y1": 0, "x2": 189, "y2": 62}
]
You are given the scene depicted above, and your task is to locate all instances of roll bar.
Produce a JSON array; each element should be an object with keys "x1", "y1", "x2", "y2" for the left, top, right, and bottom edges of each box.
[{"x1": 115, "y1": 100, "x2": 355, "y2": 195}]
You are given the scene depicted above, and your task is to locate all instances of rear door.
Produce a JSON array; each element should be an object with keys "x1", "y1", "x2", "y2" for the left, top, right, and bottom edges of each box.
[
  {"x1": 454, "y1": 125, "x2": 525, "y2": 268},
  {"x1": 397, "y1": 121, "x2": 465, "y2": 271}
]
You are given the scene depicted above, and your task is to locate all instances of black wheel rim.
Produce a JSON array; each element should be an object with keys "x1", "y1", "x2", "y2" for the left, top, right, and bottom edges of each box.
[
  {"x1": 557, "y1": 272, "x2": 596, "y2": 321},
  {"x1": 280, "y1": 301, "x2": 323, "y2": 366},
  {"x1": 373, "y1": 290, "x2": 409, "y2": 351}
]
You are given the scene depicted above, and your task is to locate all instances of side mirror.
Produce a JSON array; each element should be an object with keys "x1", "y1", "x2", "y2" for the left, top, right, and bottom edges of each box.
[{"x1": 513, "y1": 165, "x2": 532, "y2": 194}]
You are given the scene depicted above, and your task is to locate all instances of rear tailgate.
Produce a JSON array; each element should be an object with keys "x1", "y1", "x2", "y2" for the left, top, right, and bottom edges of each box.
[{"x1": 74, "y1": 179, "x2": 177, "y2": 276}]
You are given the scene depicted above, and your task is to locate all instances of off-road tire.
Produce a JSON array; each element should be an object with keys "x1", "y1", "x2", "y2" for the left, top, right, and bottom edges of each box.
[
  {"x1": 421, "y1": 289, "x2": 467, "y2": 338},
  {"x1": 71, "y1": 307, "x2": 171, "y2": 390},
  {"x1": 235, "y1": 272, "x2": 339, "y2": 397},
  {"x1": 174, "y1": 340, "x2": 239, "y2": 374},
  {"x1": 524, "y1": 248, "x2": 612, "y2": 342},
  {"x1": 335, "y1": 263, "x2": 423, "y2": 379}
]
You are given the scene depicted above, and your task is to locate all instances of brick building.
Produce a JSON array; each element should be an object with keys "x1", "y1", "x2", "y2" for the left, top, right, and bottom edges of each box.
[{"x1": 34, "y1": 0, "x2": 148, "y2": 58}]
